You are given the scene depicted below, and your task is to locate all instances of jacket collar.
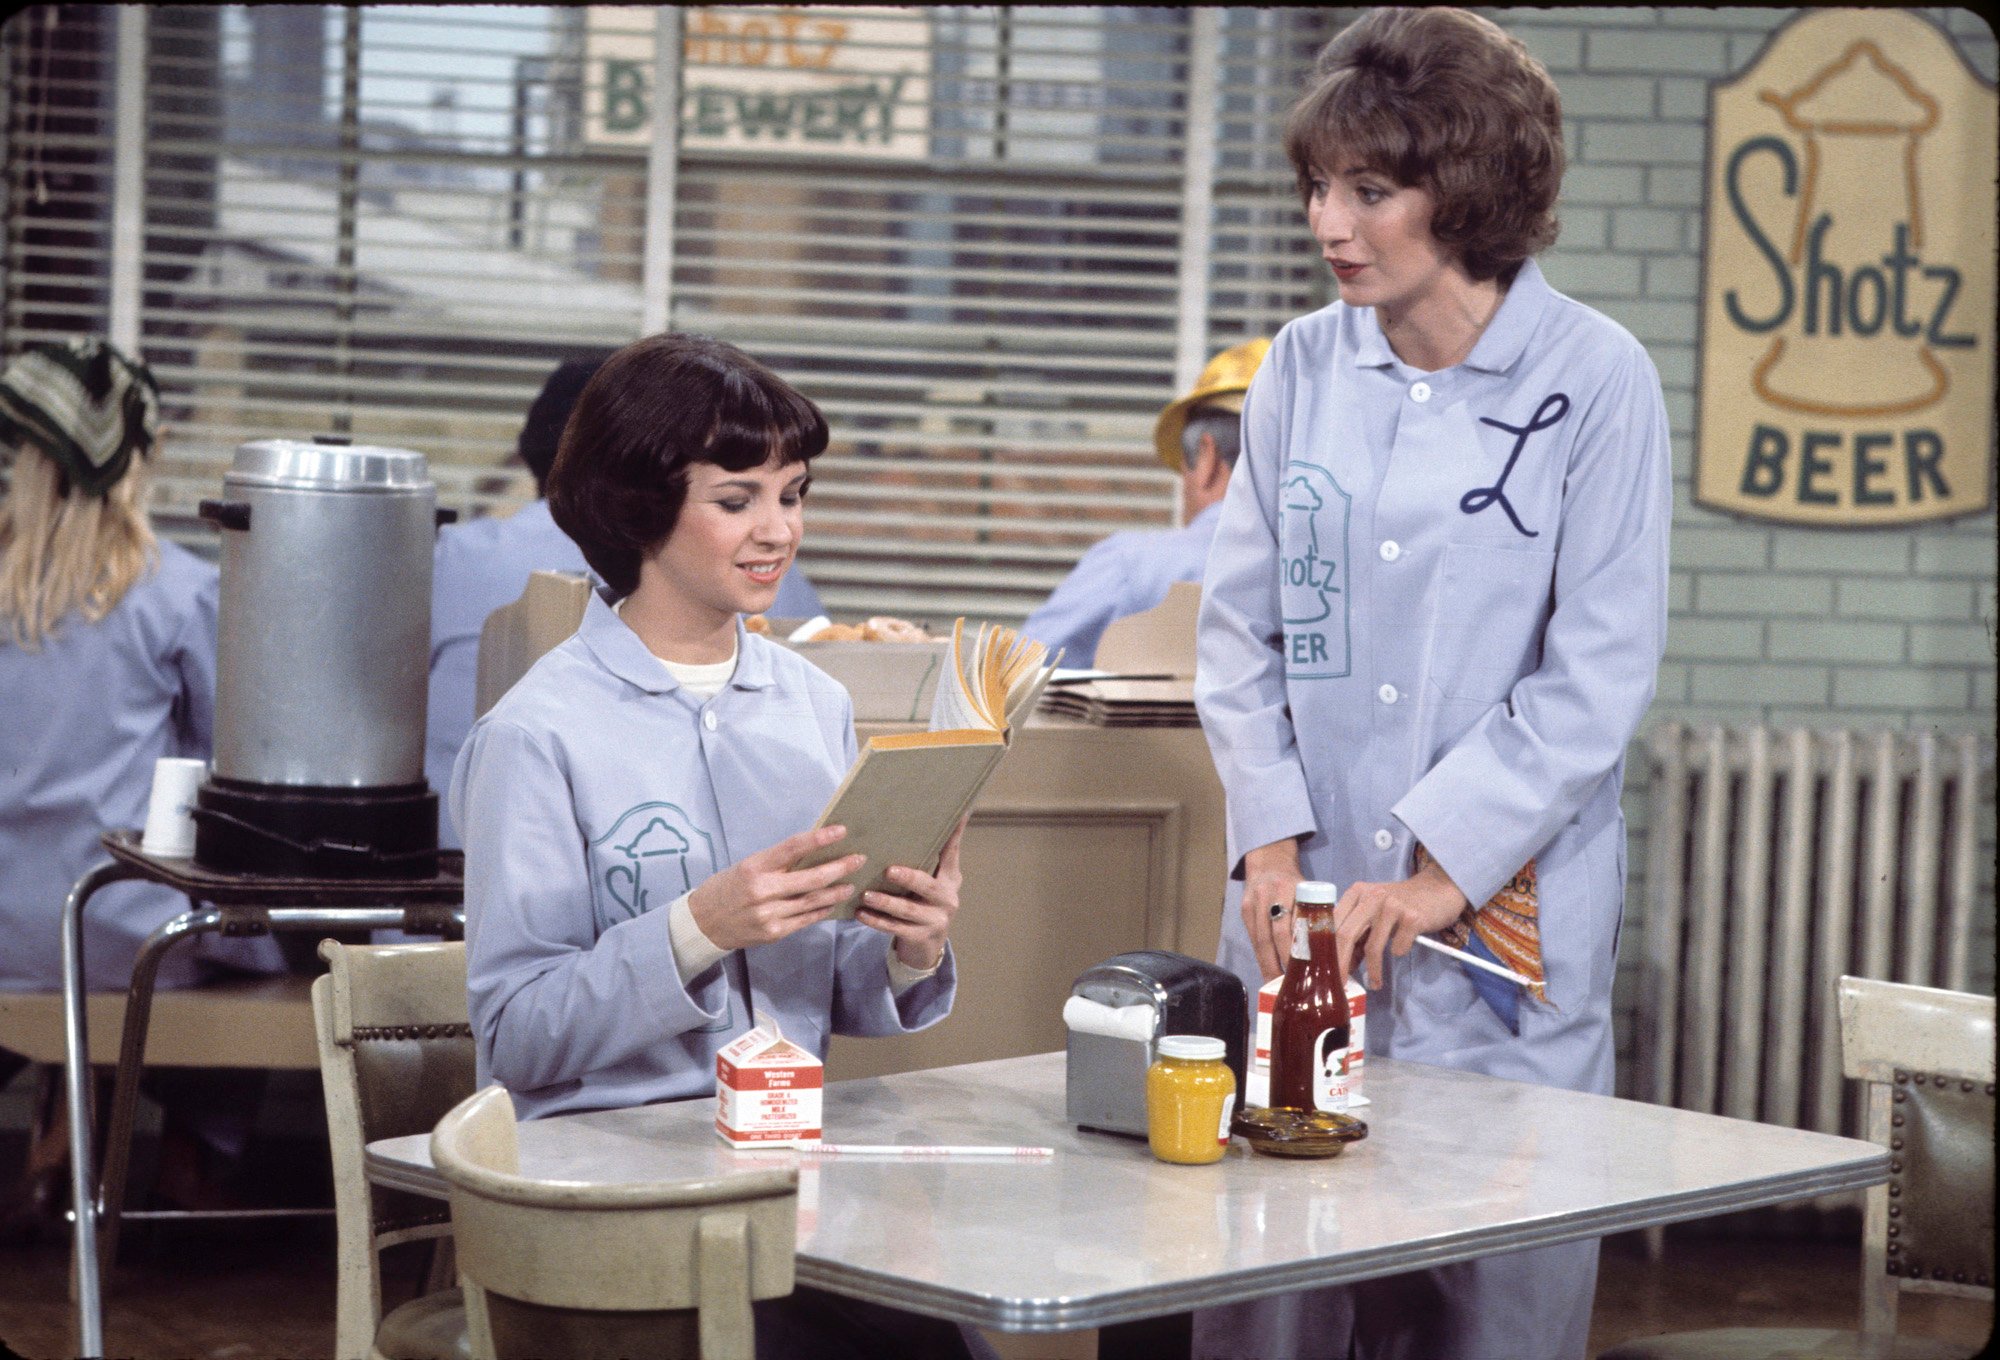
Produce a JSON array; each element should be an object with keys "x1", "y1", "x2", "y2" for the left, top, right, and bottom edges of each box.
[
  {"x1": 1349, "y1": 256, "x2": 1553, "y2": 377},
  {"x1": 575, "y1": 585, "x2": 776, "y2": 695},
  {"x1": 1461, "y1": 257, "x2": 1552, "y2": 376}
]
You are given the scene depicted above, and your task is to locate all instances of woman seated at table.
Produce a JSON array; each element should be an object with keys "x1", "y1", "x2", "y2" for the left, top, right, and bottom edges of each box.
[
  {"x1": 0, "y1": 339, "x2": 283, "y2": 1212},
  {"x1": 452, "y1": 332, "x2": 977, "y2": 1360}
]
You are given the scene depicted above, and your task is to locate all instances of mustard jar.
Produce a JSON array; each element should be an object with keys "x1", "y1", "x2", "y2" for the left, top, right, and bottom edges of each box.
[{"x1": 1147, "y1": 1035, "x2": 1237, "y2": 1165}]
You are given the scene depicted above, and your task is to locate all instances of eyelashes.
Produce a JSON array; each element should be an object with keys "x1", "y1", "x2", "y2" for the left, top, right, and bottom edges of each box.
[{"x1": 715, "y1": 492, "x2": 806, "y2": 514}]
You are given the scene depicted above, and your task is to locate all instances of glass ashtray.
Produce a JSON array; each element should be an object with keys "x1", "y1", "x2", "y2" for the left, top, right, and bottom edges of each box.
[{"x1": 1231, "y1": 1105, "x2": 1368, "y2": 1158}]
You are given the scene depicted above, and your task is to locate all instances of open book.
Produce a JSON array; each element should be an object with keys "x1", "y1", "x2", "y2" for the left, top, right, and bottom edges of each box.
[{"x1": 799, "y1": 619, "x2": 1059, "y2": 919}]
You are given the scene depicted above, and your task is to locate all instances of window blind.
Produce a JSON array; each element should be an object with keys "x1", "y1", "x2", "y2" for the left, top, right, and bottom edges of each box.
[{"x1": 2, "y1": 4, "x2": 1332, "y2": 625}]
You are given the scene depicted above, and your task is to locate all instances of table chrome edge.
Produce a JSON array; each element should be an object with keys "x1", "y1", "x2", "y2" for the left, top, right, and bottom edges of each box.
[{"x1": 795, "y1": 1151, "x2": 1891, "y2": 1333}]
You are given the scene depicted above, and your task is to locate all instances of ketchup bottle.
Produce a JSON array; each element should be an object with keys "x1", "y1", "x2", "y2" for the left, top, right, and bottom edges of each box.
[{"x1": 1269, "y1": 880, "x2": 1353, "y2": 1112}]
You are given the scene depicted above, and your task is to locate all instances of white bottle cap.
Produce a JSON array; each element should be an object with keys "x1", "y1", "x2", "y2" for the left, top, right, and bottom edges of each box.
[
  {"x1": 1294, "y1": 880, "x2": 1339, "y2": 905},
  {"x1": 1156, "y1": 1035, "x2": 1226, "y2": 1061}
]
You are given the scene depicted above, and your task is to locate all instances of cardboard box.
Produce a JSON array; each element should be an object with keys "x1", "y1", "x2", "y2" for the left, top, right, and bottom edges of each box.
[
  {"x1": 779, "y1": 638, "x2": 950, "y2": 723},
  {"x1": 1249, "y1": 974, "x2": 1367, "y2": 1110},
  {"x1": 716, "y1": 1012, "x2": 823, "y2": 1146}
]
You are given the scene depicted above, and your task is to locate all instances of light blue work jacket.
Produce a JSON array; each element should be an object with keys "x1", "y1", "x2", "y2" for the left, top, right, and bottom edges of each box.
[
  {"x1": 0, "y1": 542, "x2": 281, "y2": 992},
  {"x1": 1019, "y1": 502, "x2": 1222, "y2": 669},
  {"x1": 1197, "y1": 259, "x2": 1670, "y2": 1095},
  {"x1": 427, "y1": 501, "x2": 825, "y2": 845},
  {"x1": 451, "y1": 588, "x2": 954, "y2": 1119}
]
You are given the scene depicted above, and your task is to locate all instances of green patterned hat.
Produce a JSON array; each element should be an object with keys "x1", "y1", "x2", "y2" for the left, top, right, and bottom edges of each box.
[{"x1": 0, "y1": 338, "x2": 161, "y2": 498}]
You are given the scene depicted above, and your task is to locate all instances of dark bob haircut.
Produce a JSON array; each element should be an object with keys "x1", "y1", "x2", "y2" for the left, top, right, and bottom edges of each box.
[
  {"x1": 546, "y1": 333, "x2": 827, "y2": 597},
  {"x1": 1283, "y1": 7, "x2": 1564, "y2": 283}
]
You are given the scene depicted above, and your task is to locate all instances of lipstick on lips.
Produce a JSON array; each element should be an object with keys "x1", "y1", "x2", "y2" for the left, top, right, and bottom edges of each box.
[{"x1": 1329, "y1": 260, "x2": 1362, "y2": 281}]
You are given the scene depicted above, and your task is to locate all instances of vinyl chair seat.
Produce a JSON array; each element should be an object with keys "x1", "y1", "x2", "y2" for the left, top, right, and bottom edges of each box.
[{"x1": 1599, "y1": 1325, "x2": 1971, "y2": 1360}]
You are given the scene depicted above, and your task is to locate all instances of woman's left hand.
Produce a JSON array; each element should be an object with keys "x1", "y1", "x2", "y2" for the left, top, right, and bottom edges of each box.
[
  {"x1": 859, "y1": 818, "x2": 966, "y2": 971},
  {"x1": 1334, "y1": 857, "x2": 1471, "y2": 988}
]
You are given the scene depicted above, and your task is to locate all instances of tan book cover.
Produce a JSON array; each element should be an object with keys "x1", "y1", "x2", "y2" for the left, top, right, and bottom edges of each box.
[{"x1": 798, "y1": 620, "x2": 1056, "y2": 919}]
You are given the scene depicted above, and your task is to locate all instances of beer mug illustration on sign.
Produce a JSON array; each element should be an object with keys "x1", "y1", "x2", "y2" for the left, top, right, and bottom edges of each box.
[{"x1": 1754, "y1": 41, "x2": 1947, "y2": 418}]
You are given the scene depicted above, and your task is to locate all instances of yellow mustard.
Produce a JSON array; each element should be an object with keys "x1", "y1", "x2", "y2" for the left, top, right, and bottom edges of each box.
[{"x1": 1146, "y1": 1035, "x2": 1236, "y2": 1165}]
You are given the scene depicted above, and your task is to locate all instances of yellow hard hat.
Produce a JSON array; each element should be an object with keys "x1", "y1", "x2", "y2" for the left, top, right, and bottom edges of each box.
[{"x1": 1153, "y1": 337, "x2": 1271, "y2": 471}]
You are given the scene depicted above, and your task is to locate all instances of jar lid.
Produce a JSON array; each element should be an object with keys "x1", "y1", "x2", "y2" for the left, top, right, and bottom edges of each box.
[
  {"x1": 227, "y1": 438, "x2": 433, "y2": 493},
  {"x1": 1295, "y1": 879, "x2": 1340, "y2": 905},
  {"x1": 1156, "y1": 1034, "x2": 1226, "y2": 1061}
]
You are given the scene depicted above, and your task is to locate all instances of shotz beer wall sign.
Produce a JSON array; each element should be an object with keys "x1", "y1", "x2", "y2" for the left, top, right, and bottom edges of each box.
[{"x1": 1696, "y1": 10, "x2": 1995, "y2": 526}]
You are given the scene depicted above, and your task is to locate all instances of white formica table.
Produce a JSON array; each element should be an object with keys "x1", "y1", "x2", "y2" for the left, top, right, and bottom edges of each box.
[{"x1": 366, "y1": 1051, "x2": 1886, "y2": 1333}]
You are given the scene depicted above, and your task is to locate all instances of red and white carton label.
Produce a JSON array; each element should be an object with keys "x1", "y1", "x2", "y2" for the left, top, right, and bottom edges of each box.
[
  {"x1": 1251, "y1": 974, "x2": 1367, "y2": 1109},
  {"x1": 715, "y1": 1011, "x2": 823, "y2": 1147}
]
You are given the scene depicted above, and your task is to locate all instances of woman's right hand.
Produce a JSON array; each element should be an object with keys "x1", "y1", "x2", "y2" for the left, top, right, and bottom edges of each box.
[
  {"x1": 687, "y1": 825, "x2": 865, "y2": 952},
  {"x1": 1241, "y1": 838, "x2": 1304, "y2": 981}
]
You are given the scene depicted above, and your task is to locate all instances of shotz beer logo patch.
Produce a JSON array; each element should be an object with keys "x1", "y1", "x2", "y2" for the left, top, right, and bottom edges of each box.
[{"x1": 1695, "y1": 10, "x2": 1995, "y2": 527}]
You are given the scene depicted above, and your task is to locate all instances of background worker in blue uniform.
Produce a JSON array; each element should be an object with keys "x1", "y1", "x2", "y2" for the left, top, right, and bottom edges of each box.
[
  {"x1": 1192, "y1": 9, "x2": 1671, "y2": 1359},
  {"x1": 0, "y1": 340, "x2": 283, "y2": 1216},
  {"x1": 451, "y1": 333, "x2": 982, "y2": 1360},
  {"x1": 426, "y1": 353, "x2": 824, "y2": 843},
  {"x1": 1019, "y1": 338, "x2": 1268, "y2": 668}
]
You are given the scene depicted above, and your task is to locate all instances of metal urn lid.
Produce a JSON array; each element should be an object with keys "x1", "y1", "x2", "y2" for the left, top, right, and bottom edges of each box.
[{"x1": 226, "y1": 437, "x2": 433, "y2": 492}]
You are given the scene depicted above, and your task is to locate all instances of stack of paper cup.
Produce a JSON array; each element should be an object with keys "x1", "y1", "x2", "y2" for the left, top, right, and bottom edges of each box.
[{"x1": 141, "y1": 757, "x2": 208, "y2": 858}]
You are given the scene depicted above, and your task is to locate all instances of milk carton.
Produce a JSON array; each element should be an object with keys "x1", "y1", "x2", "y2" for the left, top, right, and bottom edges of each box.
[
  {"x1": 1250, "y1": 974, "x2": 1367, "y2": 1110},
  {"x1": 715, "y1": 1011, "x2": 823, "y2": 1146}
]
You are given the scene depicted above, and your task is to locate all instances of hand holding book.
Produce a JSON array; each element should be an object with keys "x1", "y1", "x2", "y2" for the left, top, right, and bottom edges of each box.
[
  {"x1": 687, "y1": 823, "x2": 867, "y2": 949},
  {"x1": 797, "y1": 619, "x2": 1059, "y2": 920}
]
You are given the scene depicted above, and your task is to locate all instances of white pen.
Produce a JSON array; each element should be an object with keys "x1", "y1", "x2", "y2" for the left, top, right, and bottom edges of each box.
[
  {"x1": 811, "y1": 1144, "x2": 1054, "y2": 1158},
  {"x1": 1414, "y1": 934, "x2": 1536, "y2": 988}
]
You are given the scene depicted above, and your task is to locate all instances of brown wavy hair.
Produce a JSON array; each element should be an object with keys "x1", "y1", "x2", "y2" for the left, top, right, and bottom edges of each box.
[
  {"x1": 547, "y1": 333, "x2": 827, "y2": 598},
  {"x1": 1283, "y1": 7, "x2": 1564, "y2": 283}
]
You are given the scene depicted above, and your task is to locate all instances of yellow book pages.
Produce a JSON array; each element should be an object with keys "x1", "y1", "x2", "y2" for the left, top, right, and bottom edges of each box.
[
  {"x1": 983, "y1": 626, "x2": 1008, "y2": 724},
  {"x1": 929, "y1": 617, "x2": 997, "y2": 734},
  {"x1": 925, "y1": 617, "x2": 1052, "y2": 735},
  {"x1": 868, "y1": 729, "x2": 1004, "y2": 751}
]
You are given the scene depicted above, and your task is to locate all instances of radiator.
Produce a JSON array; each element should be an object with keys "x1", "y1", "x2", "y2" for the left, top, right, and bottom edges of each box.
[{"x1": 1636, "y1": 724, "x2": 1994, "y2": 1143}]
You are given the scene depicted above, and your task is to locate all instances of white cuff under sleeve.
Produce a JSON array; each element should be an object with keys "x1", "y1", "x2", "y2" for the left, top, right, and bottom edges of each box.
[
  {"x1": 886, "y1": 947, "x2": 944, "y2": 996},
  {"x1": 667, "y1": 891, "x2": 730, "y2": 986}
]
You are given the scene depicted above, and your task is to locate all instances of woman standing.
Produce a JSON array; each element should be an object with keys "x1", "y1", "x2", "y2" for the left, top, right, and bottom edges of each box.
[
  {"x1": 452, "y1": 333, "x2": 978, "y2": 1359},
  {"x1": 1194, "y1": 10, "x2": 1670, "y2": 1358}
]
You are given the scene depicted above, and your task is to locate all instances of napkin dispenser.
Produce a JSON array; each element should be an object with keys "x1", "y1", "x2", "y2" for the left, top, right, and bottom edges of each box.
[{"x1": 1065, "y1": 950, "x2": 1248, "y2": 1138}]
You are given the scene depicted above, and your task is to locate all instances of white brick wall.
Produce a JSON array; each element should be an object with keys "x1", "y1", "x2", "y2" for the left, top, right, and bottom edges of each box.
[{"x1": 1492, "y1": 6, "x2": 1999, "y2": 1093}]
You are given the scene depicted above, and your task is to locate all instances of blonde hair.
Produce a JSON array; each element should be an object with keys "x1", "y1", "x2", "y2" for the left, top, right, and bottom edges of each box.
[{"x1": 0, "y1": 441, "x2": 158, "y2": 648}]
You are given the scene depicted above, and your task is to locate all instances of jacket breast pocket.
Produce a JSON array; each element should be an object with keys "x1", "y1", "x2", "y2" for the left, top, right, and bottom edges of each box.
[{"x1": 1427, "y1": 542, "x2": 1556, "y2": 703}]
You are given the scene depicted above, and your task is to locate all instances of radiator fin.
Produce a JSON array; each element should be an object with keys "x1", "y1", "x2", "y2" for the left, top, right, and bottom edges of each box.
[{"x1": 1639, "y1": 724, "x2": 1994, "y2": 1140}]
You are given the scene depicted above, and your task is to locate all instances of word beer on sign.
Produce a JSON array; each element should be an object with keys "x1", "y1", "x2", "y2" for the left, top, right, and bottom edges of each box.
[
  {"x1": 584, "y1": 5, "x2": 929, "y2": 158},
  {"x1": 1695, "y1": 10, "x2": 1995, "y2": 526}
]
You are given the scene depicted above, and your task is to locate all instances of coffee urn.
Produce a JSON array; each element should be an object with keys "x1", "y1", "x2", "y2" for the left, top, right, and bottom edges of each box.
[{"x1": 193, "y1": 437, "x2": 448, "y2": 878}]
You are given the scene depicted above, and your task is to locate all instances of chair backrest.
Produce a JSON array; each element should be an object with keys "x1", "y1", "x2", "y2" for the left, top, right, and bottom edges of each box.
[
  {"x1": 431, "y1": 1086, "x2": 798, "y2": 1360},
  {"x1": 314, "y1": 940, "x2": 478, "y2": 1360},
  {"x1": 1837, "y1": 975, "x2": 1995, "y2": 1335},
  {"x1": 1094, "y1": 579, "x2": 1199, "y2": 676},
  {"x1": 474, "y1": 570, "x2": 591, "y2": 719}
]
